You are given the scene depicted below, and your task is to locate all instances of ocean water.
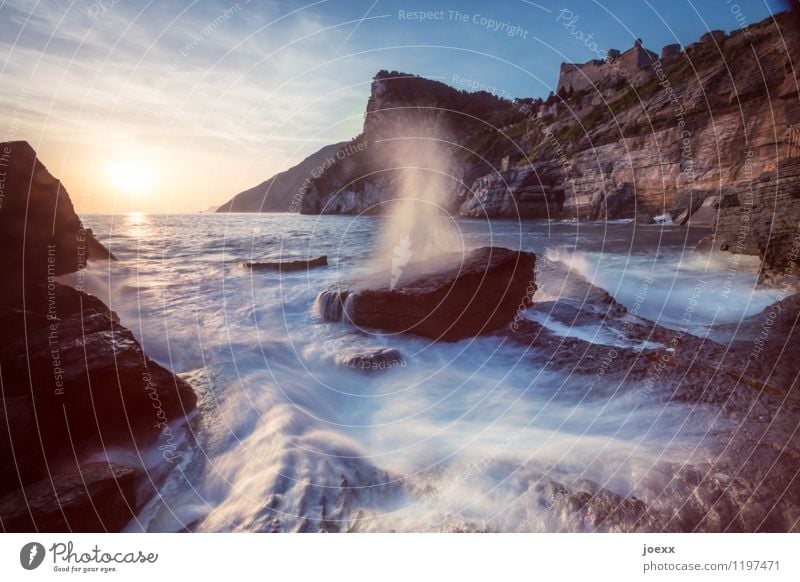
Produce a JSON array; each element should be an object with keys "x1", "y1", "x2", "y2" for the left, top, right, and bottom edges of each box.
[{"x1": 71, "y1": 213, "x2": 778, "y2": 532}]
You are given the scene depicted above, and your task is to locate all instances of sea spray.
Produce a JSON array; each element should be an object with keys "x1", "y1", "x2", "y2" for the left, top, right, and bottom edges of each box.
[{"x1": 370, "y1": 123, "x2": 463, "y2": 278}]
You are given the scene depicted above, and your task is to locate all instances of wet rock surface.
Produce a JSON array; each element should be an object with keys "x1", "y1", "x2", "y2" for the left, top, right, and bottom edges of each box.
[
  {"x1": 336, "y1": 348, "x2": 406, "y2": 373},
  {"x1": 0, "y1": 462, "x2": 137, "y2": 532},
  {"x1": 502, "y1": 259, "x2": 800, "y2": 531},
  {"x1": 0, "y1": 140, "x2": 196, "y2": 531},
  {"x1": 316, "y1": 246, "x2": 536, "y2": 341},
  {"x1": 241, "y1": 255, "x2": 328, "y2": 271}
]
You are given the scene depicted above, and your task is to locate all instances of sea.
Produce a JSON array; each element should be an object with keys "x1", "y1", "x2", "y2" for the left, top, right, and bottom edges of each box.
[{"x1": 68, "y1": 212, "x2": 778, "y2": 532}]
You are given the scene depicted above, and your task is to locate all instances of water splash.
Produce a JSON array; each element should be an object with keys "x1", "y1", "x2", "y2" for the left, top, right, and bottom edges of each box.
[{"x1": 371, "y1": 127, "x2": 463, "y2": 278}]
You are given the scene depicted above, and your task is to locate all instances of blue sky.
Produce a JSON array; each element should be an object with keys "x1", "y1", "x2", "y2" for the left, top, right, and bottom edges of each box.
[{"x1": 0, "y1": 0, "x2": 790, "y2": 212}]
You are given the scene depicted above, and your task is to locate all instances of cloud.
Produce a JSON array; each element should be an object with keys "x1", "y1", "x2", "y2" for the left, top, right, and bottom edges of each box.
[{"x1": 0, "y1": 0, "x2": 387, "y2": 211}]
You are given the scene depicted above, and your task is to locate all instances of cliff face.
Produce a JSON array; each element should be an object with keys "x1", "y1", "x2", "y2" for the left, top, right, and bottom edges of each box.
[
  {"x1": 298, "y1": 70, "x2": 524, "y2": 215},
  {"x1": 459, "y1": 12, "x2": 799, "y2": 219},
  {"x1": 457, "y1": 11, "x2": 799, "y2": 282},
  {"x1": 298, "y1": 12, "x2": 798, "y2": 221},
  {"x1": 698, "y1": 157, "x2": 800, "y2": 285},
  {"x1": 0, "y1": 141, "x2": 196, "y2": 531}
]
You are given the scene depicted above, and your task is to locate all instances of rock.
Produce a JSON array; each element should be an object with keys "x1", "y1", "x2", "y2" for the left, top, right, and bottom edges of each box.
[
  {"x1": 660, "y1": 43, "x2": 682, "y2": 61},
  {"x1": 532, "y1": 258, "x2": 630, "y2": 325},
  {"x1": 0, "y1": 141, "x2": 114, "y2": 278},
  {"x1": 512, "y1": 472, "x2": 665, "y2": 532},
  {"x1": 686, "y1": 195, "x2": 720, "y2": 228},
  {"x1": 316, "y1": 246, "x2": 536, "y2": 341},
  {"x1": 459, "y1": 163, "x2": 565, "y2": 218},
  {"x1": 0, "y1": 396, "x2": 43, "y2": 493},
  {"x1": 86, "y1": 228, "x2": 117, "y2": 260},
  {"x1": 0, "y1": 462, "x2": 137, "y2": 532},
  {"x1": 0, "y1": 281, "x2": 196, "y2": 492},
  {"x1": 700, "y1": 30, "x2": 726, "y2": 44},
  {"x1": 296, "y1": 70, "x2": 522, "y2": 216},
  {"x1": 0, "y1": 140, "x2": 196, "y2": 529},
  {"x1": 241, "y1": 255, "x2": 328, "y2": 271},
  {"x1": 337, "y1": 348, "x2": 406, "y2": 373},
  {"x1": 278, "y1": 11, "x2": 800, "y2": 244},
  {"x1": 671, "y1": 190, "x2": 712, "y2": 223},
  {"x1": 704, "y1": 158, "x2": 800, "y2": 287}
]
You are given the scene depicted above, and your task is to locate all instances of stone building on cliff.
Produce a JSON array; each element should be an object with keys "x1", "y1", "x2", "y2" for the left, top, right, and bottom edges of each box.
[{"x1": 556, "y1": 39, "x2": 658, "y2": 94}]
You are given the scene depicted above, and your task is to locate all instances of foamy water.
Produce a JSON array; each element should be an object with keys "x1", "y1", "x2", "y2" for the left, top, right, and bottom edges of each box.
[{"x1": 72, "y1": 213, "x2": 777, "y2": 532}]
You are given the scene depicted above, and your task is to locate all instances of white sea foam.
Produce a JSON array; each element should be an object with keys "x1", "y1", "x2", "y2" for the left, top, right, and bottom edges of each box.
[{"x1": 75, "y1": 214, "x2": 759, "y2": 532}]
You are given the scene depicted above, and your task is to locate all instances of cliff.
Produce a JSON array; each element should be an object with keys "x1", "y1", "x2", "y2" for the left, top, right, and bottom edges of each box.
[
  {"x1": 215, "y1": 71, "x2": 523, "y2": 215},
  {"x1": 458, "y1": 10, "x2": 799, "y2": 282},
  {"x1": 303, "y1": 13, "x2": 800, "y2": 281},
  {"x1": 0, "y1": 141, "x2": 196, "y2": 531},
  {"x1": 219, "y1": 10, "x2": 800, "y2": 284},
  {"x1": 302, "y1": 70, "x2": 528, "y2": 215}
]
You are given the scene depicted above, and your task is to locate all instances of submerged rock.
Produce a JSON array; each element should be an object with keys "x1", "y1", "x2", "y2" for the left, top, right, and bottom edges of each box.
[
  {"x1": 336, "y1": 348, "x2": 406, "y2": 373},
  {"x1": 241, "y1": 255, "x2": 328, "y2": 271},
  {"x1": 315, "y1": 246, "x2": 536, "y2": 341}
]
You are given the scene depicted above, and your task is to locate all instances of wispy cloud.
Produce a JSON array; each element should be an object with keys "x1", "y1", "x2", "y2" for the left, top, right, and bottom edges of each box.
[
  {"x1": 0, "y1": 0, "x2": 387, "y2": 211},
  {"x1": 0, "y1": 0, "x2": 787, "y2": 212}
]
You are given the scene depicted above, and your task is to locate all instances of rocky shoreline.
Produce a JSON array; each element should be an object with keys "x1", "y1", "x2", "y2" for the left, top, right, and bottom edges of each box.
[
  {"x1": 505, "y1": 258, "x2": 800, "y2": 531},
  {"x1": 0, "y1": 141, "x2": 196, "y2": 532}
]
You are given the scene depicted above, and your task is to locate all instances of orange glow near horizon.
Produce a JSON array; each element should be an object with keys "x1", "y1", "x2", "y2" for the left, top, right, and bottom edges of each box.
[{"x1": 107, "y1": 160, "x2": 156, "y2": 197}]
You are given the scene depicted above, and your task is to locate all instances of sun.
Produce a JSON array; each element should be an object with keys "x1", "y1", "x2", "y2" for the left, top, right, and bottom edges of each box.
[{"x1": 107, "y1": 160, "x2": 155, "y2": 195}]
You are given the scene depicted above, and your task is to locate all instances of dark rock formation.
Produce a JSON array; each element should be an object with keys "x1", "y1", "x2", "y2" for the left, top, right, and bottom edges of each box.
[
  {"x1": 336, "y1": 348, "x2": 405, "y2": 373},
  {"x1": 0, "y1": 280, "x2": 196, "y2": 480},
  {"x1": 0, "y1": 141, "x2": 196, "y2": 531},
  {"x1": 0, "y1": 462, "x2": 137, "y2": 532},
  {"x1": 316, "y1": 246, "x2": 536, "y2": 341},
  {"x1": 296, "y1": 70, "x2": 523, "y2": 216},
  {"x1": 515, "y1": 456, "x2": 799, "y2": 532},
  {"x1": 660, "y1": 43, "x2": 681, "y2": 61},
  {"x1": 0, "y1": 141, "x2": 115, "y2": 279},
  {"x1": 686, "y1": 195, "x2": 720, "y2": 228},
  {"x1": 241, "y1": 255, "x2": 328, "y2": 271}
]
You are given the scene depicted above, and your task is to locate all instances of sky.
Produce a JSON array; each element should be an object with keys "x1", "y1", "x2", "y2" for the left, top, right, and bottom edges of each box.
[{"x1": 0, "y1": 0, "x2": 791, "y2": 213}]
